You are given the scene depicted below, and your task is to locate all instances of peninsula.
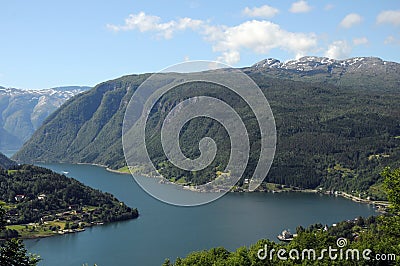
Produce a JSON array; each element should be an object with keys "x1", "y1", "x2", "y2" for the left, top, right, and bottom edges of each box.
[{"x1": 0, "y1": 164, "x2": 138, "y2": 239}]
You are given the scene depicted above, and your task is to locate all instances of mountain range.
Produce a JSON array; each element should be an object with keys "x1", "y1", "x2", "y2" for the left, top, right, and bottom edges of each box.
[
  {"x1": 12, "y1": 57, "x2": 400, "y2": 199},
  {"x1": 0, "y1": 86, "x2": 90, "y2": 151},
  {"x1": 248, "y1": 56, "x2": 399, "y2": 90}
]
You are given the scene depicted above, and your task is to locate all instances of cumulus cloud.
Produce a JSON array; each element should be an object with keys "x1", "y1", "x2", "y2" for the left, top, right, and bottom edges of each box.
[
  {"x1": 107, "y1": 12, "x2": 318, "y2": 64},
  {"x1": 353, "y1": 37, "x2": 368, "y2": 45},
  {"x1": 243, "y1": 5, "x2": 279, "y2": 18},
  {"x1": 324, "y1": 40, "x2": 351, "y2": 59},
  {"x1": 217, "y1": 50, "x2": 241, "y2": 65},
  {"x1": 376, "y1": 10, "x2": 400, "y2": 26},
  {"x1": 106, "y1": 12, "x2": 203, "y2": 39},
  {"x1": 289, "y1": 0, "x2": 312, "y2": 13},
  {"x1": 209, "y1": 20, "x2": 317, "y2": 64},
  {"x1": 340, "y1": 13, "x2": 363, "y2": 28}
]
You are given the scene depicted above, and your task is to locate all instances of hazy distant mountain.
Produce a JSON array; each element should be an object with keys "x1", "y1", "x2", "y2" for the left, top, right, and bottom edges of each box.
[
  {"x1": 0, "y1": 86, "x2": 90, "y2": 151},
  {"x1": 13, "y1": 57, "x2": 400, "y2": 198}
]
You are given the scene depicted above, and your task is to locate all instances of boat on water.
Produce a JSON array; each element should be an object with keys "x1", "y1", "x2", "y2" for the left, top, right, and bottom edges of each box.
[
  {"x1": 277, "y1": 229, "x2": 297, "y2": 242},
  {"x1": 62, "y1": 171, "x2": 69, "y2": 175}
]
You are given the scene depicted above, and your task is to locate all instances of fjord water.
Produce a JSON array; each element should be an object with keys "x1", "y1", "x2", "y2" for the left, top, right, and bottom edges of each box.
[{"x1": 25, "y1": 164, "x2": 376, "y2": 266}]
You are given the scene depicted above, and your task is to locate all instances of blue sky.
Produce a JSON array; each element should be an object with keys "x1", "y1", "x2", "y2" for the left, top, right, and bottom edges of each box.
[{"x1": 1, "y1": 0, "x2": 399, "y2": 89}]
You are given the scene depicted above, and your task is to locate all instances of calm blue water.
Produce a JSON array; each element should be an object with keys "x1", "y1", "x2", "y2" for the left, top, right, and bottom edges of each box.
[{"x1": 24, "y1": 163, "x2": 377, "y2": 266}]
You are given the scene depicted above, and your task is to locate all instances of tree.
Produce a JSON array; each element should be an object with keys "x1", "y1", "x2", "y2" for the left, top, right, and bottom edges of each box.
[
  {"x1": 0, "y1": 239, "x2": 40, "y2": 266},
  {"x1": 382, "y1": 167, "x2": 400, "y2": 213},
  {"x1": 0, "y1": 206, "x2": 40, "y2": 266},
  {"x1": 162, "y1": 259, "x2": 172, "y2": 266},
  {"x1": 296, "y1": 225, "x2": 305, "y2": 234},
  {"x1": 0, "y1": 207, "x2": 6, "y2": 231}
]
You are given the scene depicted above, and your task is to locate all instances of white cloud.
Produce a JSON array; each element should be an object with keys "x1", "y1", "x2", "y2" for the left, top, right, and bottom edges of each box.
[
  {"x1": 106, "y1": 12, "x2": 203, "y2": 39},
  {"x1": 289, "y1": 1, "x2": 312, "y2": 13},
  {"x1": 217, "y1": 51, "x2": 241, "y2": 65},
  {"x1": 324, "y1": 40, "x2": 351, "y2": 59},
  {"x1": 107, "y1": 12, "x2": 318, "y2": 65},
  {"x1": 208, "y1": 20, "x2": 317, "y2": 64},
  {"x1": 243, "y1": 5, "x2": 279, "y2": 18},
  {"x1": 376, "y1": 10, "x2": 400, "y2": 26},
  {"x1": 340, "y1": 13, "x2": 363, "y2": 28},
  {"x1": 353, "y1": 37, "x2": 368, "y2": 45}
]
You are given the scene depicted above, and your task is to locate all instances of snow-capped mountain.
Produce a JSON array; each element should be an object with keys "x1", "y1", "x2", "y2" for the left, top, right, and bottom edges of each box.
[
  {"x1": 249, "y1": 56, "x2": 400, "y2": 90},
  {"x1": 252, "y1": 56, "x2": 396, "y2": 72},
  {"x1": 0, "y1": 86, "x2": 90, "y2": 151}
]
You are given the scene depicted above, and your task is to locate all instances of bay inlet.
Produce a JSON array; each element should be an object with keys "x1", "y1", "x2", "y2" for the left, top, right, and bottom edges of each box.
[{"x1": 25, "y1": 163, "x2": 377, "y2": 266}]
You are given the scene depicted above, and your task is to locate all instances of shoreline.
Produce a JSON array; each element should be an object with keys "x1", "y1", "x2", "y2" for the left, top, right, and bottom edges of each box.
[
  {"x1": 7, "y1": 218, "x2": 137, "y2": 240},
  {"x1": 15, "y1": 228, "x2": 86, "y2": 240},
  {"x1": 42, "y1": 162, "x2": 389, "y2": 210},
  {"x1": 4, "y1": 162, "x2": 139, "y2": 241},
  {"x1": 16, "y1": 161, "x2": 387, "y2": 241},
  {"x1": 101, "y1": 164, "x2": 389, "y2": 209},
  {"x1": 105, "y1": 167, "x2": 130, "y2": 175},
  {"x1": 77, "y1": 162, "x2": 109, "y2": 168}
]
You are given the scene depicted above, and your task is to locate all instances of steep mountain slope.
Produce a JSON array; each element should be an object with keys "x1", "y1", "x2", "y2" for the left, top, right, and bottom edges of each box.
[
  {"x1": 13, "y1": 76, "x2": 148, "y2": 168},
  {"x1": 0, "y1": 86, "x2": 90, "y2": 151},
  {"x1": 13, "y1": 57, "x2": 400, "y2": 198},
  {"x1": 0, "y1": 152, "x2": 16, "y2": 169}
]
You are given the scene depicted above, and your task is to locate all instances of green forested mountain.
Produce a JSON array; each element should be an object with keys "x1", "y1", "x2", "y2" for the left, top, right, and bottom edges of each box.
[
  {"x1": 13, "y1": 75, "x2": 149, "y2": 168},
  {"x1": 0, "y1": 152, "x2": 16, "y2": 169},
  {"x1": 13, "y1": 57, "x2": 400, "y2": 199},
  {"x1": 0, "y1": 164, "x2": 138, "y2": 234}
]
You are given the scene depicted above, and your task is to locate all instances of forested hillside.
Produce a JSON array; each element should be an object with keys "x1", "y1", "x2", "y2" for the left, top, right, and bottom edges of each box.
[
  {"x1": 0, "y1": 164, "x2": 138, "y2": 236},
  {"x1": 13, "y1": 57, "x2": 400, "y2": 199}
]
